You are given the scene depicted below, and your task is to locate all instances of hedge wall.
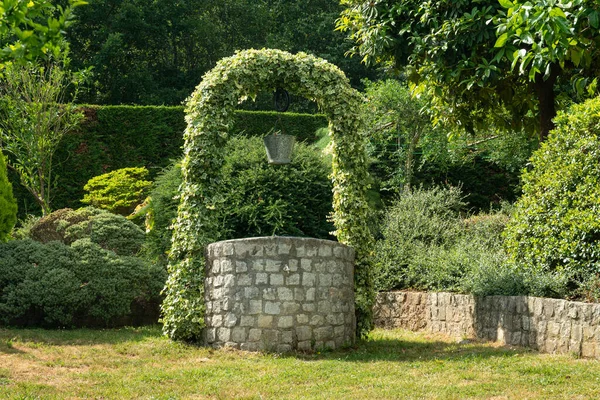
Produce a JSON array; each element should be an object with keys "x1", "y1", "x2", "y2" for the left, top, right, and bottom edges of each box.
[{"x1": 10, "y1": 106, "x2": 327, "y2": 214}]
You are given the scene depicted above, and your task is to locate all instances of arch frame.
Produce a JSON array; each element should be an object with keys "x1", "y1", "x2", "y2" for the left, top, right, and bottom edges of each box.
[{"x1": 162, "y1": 49, "x2": 375, "y2": 341}]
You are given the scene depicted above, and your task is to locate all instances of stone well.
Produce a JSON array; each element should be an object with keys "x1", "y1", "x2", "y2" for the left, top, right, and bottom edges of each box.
[{"x1": 204, "y1": 236, "x2": 356, "y2": 352}]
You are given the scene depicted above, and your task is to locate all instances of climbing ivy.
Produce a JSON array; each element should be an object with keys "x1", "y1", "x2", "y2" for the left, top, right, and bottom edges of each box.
[{"x1": 162, "y1": 49, "x2": 374, "y2": 342}]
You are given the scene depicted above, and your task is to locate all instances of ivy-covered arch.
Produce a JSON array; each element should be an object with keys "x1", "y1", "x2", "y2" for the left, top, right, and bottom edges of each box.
[{"x1": 162, "y1": 49, "x2": 375, "y2": 342}]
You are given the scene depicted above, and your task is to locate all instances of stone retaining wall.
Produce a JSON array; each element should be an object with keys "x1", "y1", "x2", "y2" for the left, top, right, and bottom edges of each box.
[
  {"x1": 374, "y1": 291, "x2": 600, "y2": 358},
  {"x1": 204, "y1": 236, "x2": 355, "y2": 352}
]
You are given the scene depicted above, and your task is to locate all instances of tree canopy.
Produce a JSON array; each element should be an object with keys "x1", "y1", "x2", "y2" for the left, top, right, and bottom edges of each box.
[{"x1": 338, "y1": 0, "x2": 600, "y2": 140}]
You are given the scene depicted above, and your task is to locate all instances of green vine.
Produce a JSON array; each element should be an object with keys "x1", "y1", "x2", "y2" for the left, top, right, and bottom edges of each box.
[{"x1": 162, "y1": 49, "x2": 375, "y2": 341}]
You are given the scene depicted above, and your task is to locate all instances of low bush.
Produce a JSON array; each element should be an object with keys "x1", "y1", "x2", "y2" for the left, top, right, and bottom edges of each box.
[
  {"x1": 29, "y1": 207, "x2": 145, "y2": 256},
  {"x1": 81, "y1": 167, "x2": 152, "y2": 216},
  {"x1": 0, "y1": 238, "x2": 165, "y2": 327},
  {"x1": 143, "y1": 136, "x2": 334, "y2": 265},
  {"x1": 504, "y1": 95, "x2": 600, "y2": 299},
  {"x1": 0, "y1": 151, "x2": 17, "y2": 241},
  {"x1": 375, "y1": 187, "x2": 519, "y2": 296}
]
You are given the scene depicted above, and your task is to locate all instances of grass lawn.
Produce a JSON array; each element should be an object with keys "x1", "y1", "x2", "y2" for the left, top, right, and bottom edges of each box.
[{"x1": 0, "y1": 327, "x2": 598, "y2": 399}]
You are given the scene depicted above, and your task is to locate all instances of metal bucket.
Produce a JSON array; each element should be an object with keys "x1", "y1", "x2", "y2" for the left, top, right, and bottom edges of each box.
[{"x1": 263, "y1": 133, "x2": 295, "y2": 165}]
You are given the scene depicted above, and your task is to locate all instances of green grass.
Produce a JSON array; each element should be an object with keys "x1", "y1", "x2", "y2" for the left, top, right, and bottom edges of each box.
[{"x1": 0, "y1": 327, "x2": 598, "y2": 399}]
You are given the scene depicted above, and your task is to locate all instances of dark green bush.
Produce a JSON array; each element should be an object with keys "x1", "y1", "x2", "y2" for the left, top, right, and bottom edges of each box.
[
  {"x1": 0, "y1": 152, "x2": 17, "y2": 241},
  {"x1": 81, "y1": 167, "x2": 152, "y2": 216},
  {"x1": 0, "y1": 239, "x2": 165, "y2": 327},
  {"x1": 29, "y1": 207, "x2": 145, "y2": 256},
  {"x1": 143, "y1": 136, "x2": 334, "y2": 265},
  {"x1": 504, "y1": 95, "x2": 600, "y2": 299}
]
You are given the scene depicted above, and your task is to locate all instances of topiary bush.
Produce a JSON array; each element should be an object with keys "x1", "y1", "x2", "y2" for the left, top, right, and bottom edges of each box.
[
  {"x1": 504, "y1": 95, "x2": 600, "y2": 299},
  {"x1": 0, "y1": 151, "x2": 17, "y2": 241},
  {"x1": 81, "y1": 167, "x2": 152, "y2": 216},
  {"x1": 143, "y1": 136, "x2": 334, "y2": 266},
  {"x1": 29, "y1": 207, "x2": 145, "y2": 256},
  {"x1": 0, "y1": 238, "x2": 165, "y2": 327}
]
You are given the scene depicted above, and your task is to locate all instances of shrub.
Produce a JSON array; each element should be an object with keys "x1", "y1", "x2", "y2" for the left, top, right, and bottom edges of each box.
[
  {"x1": 0, "y1": 152, "x2": 17, "y2": 241},
  {"x1": 374, "y1": 186, "x2": 466, "y2": 291},
  {"x1": 29, "y1": 207, "x2": 145, "y2": 256},
  {"x1": 143, "y1": 136, "x2": 334, "y2": 265},
  {"x1": 375, "y1": 187, "x2": 517, "y2": 295},
  {"x1": 0, "y1": 239, "x2": 165, "y2": 327},
  {"x1": 504, "y1": 95, "x2": 600, "y2": 299},
  {"x1": 81, "y1": 167, "x2": 152, "y2": 216}
]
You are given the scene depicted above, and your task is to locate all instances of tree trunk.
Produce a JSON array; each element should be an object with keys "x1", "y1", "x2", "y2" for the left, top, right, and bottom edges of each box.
[{"x1": 533, "y1": 63, "x2": 560, "y2": 142}]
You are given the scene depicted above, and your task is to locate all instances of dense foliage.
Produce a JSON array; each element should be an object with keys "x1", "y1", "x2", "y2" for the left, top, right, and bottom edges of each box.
[
  {"x1": 375, "y1": 187, "x2": 522, "y2": 296},
  {"x1": 338, "y1": 0, "x2": 600, "y2": 140},
  {"x1": 82, "y1": 167, "x2": 152, "y2": 216},
  {"x1": 0, "y1": 151, "x2": 16, "y2": 241},
  {"x1": 66, "y1": 0, "x2": 376, "y2": 105},
  {"x1": 144, "y1": 137, "x2": 334, "y2": 267},
  {"x1": 504, "y1": 95, "x2": 600, "y2": 300},
  {"x1": 0, "y1": 238, "x2": 164, "y2": 327},
  {"x1": 163, "y1": 49, "x2": 374, "y2": 342}
]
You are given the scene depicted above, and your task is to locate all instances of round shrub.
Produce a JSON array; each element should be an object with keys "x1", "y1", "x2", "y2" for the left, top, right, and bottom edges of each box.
[
  {"x1": 0, "y1": 239, "x2": 165, "y2": 327},
  {"x1": 81, "y1": 167, "x2": 152, "y2": 216},
  {"x1": 29, "y1": 207, "x2": 145, "y2": 256},
  {"x1": 0, "y1": 151, "x2": 17, "y2": 241},
  {"x1": 144, "y1": 136, "x2": 333, "y2": 265},
  {"x1": 504, "y1": 95, "x2": 600, "y2": 298}
]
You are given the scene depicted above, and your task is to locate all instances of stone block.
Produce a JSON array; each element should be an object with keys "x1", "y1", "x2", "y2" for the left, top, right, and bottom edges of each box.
[
  {"x1": 251, "y1": 260, "x2": 265, "y2": 272},
  {"x1": 249, "y1": 300, "x2": 262, "y2": 315},
  {"x1": 278, "y1": 316, "x2": 294, "y2": 328},
  {"x1": 318, "y1": 245, "x2": 333, "y2": 257},
  {"x1": 282, "y1": 302, "x2": 300, "y2": 314},
  {"x1": 310, "y1": 315, "x2": 324, "y2": 326},
  {"x1": 231, "y1": 327, "x2": 247, "y2": 342},
  {"x1": 240, "y1": 316, "x2": 255, "y2": 327},
  {"x1": 314, "y1": 326, "x2": 334, "y2": 341},
  {"x1": 211, "y1": 314, "x2": 223, "y2": 327},
  {"x1": 270, "y1": 274, "x2": 284, "y2": 286},
  {"x1": 265, "y1": 301, "x2": 281, "y2": 315},
  {"x1": 303, "y1": 303, "x2": 316, "y2": 312},
  {"x1": 258, "y1": 315, "x2": 273, "y2": 328},
  {"x1": 300, "y1": 258, "x2": 312, "y2": 271},
  {"x1": 303, "y1": 273, "x2": 316, "y2": 287},
  {"x1": 319, "y1": 274, "x2": 333, "y2": 287},
  {"x1": 244, "y1": 287, "x2": 259, "y2": 299},
  {"x1": 281, "y1": 330, "x2": 294, "y2": 344},
  {"x1": 217, "y1": 327, "x2": 231, "y2": 342},
  {"x1": 277, "y1": 344, "x2": 292, "y2": 353},
  {"x1": 297, "y1": 340, "x2": 312, "y2": 352},
  {"x1": 255, "y1": 273, "x2": 268, "y2": 285},
  {"x1": 294, "y1": 288, "x2": 305, "y2": 301},
  {"x1": 205, "y1": 328, "x2": 216, "y2": 343},
  {"x1": 224, "y1": 313, "x2": 237, "y2": 328},
  {"x1": 248, "y1": 329, "x2": 262, "y2": 342},
  {"x1": 266, "y1": 259, "x2": 281, "y2": 272},
  {"x1": 278, "y1": 287, "x2": 294, "y2": 301},
  {"x1": 237, "y1": 274, "x2": 251, "y2": 286},
  {"x1": 279, "y1": 242, "x2": 292, "y2": 255},
  {"x1": 286, "y1": 273, "x2": 301, "y2": 286},
  {"x1": 263, "y1": 288, "x2": 277, "y2": 300}
]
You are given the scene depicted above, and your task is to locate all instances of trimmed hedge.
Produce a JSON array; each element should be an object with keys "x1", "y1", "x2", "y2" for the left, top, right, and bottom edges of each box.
[{"x1": 10, "y1": 106, "x2": 327, "y2": 214}]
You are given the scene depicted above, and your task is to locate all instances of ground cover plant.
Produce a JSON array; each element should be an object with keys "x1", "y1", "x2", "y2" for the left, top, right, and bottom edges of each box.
[{"x1": 0, "y1": 327, "x2": 599, "y2": 399}]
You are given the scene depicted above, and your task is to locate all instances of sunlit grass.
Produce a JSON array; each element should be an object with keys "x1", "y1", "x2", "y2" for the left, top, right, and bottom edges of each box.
[{"x1": 0, "y1": 326, "x2": 598, "y2": 399}]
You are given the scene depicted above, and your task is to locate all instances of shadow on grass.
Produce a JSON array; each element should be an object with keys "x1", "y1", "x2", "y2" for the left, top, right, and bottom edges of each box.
[
  {"x1": 0, "y1": 325, "x2": 163, "y2": 347},
  {"x1": 295, "y1": 336, "x2": 529, "y2": 364}
]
